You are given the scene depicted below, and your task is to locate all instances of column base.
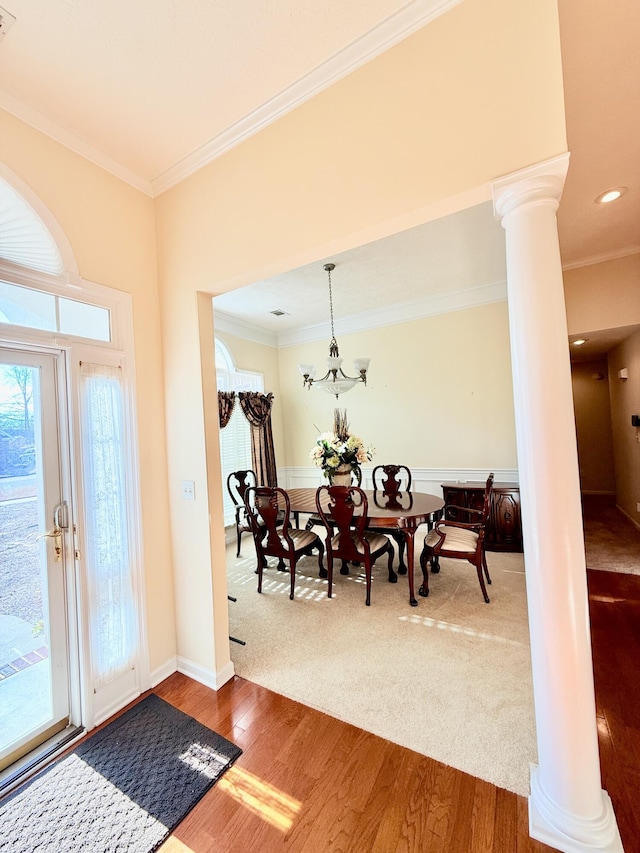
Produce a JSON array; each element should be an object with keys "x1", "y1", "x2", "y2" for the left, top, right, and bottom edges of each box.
[{"x1": 529, "y1": 765, "x2": 624, "y2": 853}]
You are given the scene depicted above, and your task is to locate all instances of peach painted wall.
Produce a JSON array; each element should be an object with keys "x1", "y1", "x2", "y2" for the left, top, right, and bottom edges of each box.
[
  {"x1": 277, "y1": 301, "x2": 517, "y2": 471},
  {"x1": 564, "y1": 254, "x2": 640, "y2": 335},
  {"x1": 154, "y1": 0, "x2": 566, "y2": 674}
]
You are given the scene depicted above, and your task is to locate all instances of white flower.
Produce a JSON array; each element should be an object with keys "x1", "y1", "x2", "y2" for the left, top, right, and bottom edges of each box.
[{"x1": 308, "y1": 428, "x2": 375, "y2": 472}]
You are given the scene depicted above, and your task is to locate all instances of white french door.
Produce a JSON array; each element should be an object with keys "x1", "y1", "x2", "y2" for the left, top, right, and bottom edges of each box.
[
  {"x1": 0, "y1": 348, "x2": 72, "y2": 770},
  {"x1": 73, "y1": 354, "x2": 141, "y2": 724},
  {"x1": 0, "y1": 271, "x2": 147, "y2": 779}
]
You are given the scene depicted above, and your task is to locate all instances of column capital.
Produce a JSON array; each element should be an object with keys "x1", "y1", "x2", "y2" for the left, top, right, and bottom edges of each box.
[{"x1": 492, "y1": 153, "x2": 570, "y2": 221}]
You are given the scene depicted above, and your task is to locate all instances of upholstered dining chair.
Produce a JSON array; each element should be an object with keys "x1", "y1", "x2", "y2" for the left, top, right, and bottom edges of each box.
[
  {"x1": 369, "y1": 464, "x2": 413, "y2": 573},
  {"x1": 315, "y1": 485, "x2": 395, "y2": 606},
  {"x1": 418, "y1": 473, "x2": 494, "y2": 603},
  {"x1": 244, "y1": 486, "x2": 324, "y2": 600}
]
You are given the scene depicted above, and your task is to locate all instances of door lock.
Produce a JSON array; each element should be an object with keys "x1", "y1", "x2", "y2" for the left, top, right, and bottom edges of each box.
[
  {"x1": 40, "y1": 525, "x2": 63, "y2": 561},
  {"x1": 39, "y1": 502, "x2": 68, "y2": 562}
]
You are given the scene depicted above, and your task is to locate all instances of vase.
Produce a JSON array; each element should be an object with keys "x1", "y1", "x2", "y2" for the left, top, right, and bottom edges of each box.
[{"x1": 330, "y1": 464, "x2": 352, "y2": 486}]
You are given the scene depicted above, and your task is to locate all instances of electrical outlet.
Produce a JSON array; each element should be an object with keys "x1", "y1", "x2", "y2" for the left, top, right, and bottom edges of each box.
[{"x1": 181, "y1": 480, "x2": 195, "y2": 501}]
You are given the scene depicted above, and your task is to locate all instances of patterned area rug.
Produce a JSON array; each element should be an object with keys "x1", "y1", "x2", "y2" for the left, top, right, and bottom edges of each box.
[{"x1": 0, "y1": 694, "x2": 242, "y2": 853}]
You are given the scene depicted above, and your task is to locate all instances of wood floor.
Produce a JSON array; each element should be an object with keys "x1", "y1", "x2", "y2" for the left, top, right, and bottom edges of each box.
[
  {"x1": 152, "y1": 567, "x2": 640, "y2": 853},
  {"x1": 588, "y1": 569, "x2": 640, "y2": 851}
]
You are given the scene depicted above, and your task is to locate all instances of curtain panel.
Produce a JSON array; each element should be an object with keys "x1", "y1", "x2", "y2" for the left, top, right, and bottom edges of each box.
[
  {"x1": 238, "y1": 391, "x2": 277, "y2": 486},
  {"x1": 218, "y1": 390, "x2": 236, "y2": 429},
  {"x1": 78, "y1": 362, "x2": 136, "y2": 690}
]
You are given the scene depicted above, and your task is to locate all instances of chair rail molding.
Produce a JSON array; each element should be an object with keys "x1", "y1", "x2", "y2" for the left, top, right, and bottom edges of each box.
[{"x1": 280, "y1": 466, "x2": 519, "y2": 491}]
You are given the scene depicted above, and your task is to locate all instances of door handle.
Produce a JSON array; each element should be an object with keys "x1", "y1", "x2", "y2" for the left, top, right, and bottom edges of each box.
[
  {"x1": 39, "y1": 502, "x2": 68, "y2": 562},
  {"x1": 40, "y1": 526, "x2": 63, "y2": 562}
]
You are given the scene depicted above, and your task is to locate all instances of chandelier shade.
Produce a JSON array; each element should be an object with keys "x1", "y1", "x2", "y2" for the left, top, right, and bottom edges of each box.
[{"x1": 297, "y1": 263, "x2": 370, "y2": 399}]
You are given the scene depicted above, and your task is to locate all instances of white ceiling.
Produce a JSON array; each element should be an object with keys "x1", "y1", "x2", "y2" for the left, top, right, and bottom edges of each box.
[
  {"x1": 0, "y1": 0, "x2": 452, "y2": 191},
  {"x1": 0, "y1": 0, "x2": 638, "y2": 355},
  {"x1": 213, "y1": 201, "x2": 506, "y2": 335}
]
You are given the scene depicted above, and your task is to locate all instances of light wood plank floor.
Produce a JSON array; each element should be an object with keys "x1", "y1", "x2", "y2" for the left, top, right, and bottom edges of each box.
[
  {"x1": 153, "y1": 567, "x2": 640, "y2": 852},
  {"x1": 155, "y1": 672, "x2": 552, "y2": 853}
]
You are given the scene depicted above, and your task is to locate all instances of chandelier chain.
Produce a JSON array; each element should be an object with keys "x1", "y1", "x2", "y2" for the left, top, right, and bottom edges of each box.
[
  {"x1": 297, "y1": 261, "x2": 369, "y2": 397},
  {"x1": 327, "y1": 264, "x2": 335, "y2": 339}
]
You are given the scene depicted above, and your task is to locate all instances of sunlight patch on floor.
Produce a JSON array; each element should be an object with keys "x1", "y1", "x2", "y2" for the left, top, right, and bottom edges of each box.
[
  {"x1": 179, "y1": 742, "x2": 233, "y2": 779},
  {"x1": 217, "y1": 765, "x2": 301, "y2": 832},
  {"x1": 589, "y1": 594, "x2": 624, "y2": 604},
  {"x1": 399, "y1": 614, "x2": 523, "y2": 646},
  {"x1": 158, "y1": 836, "x2": 196, "y2": 852}
]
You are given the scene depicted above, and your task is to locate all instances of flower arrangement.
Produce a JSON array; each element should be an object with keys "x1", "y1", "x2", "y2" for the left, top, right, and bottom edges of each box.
[{"x1": 309, "y1": 425, "x2": 375, "y2": 481}]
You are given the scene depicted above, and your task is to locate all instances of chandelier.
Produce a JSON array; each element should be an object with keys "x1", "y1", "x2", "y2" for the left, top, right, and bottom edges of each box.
[{"x1": 297, "y1": 263, "x2": 370, "y2": 399}]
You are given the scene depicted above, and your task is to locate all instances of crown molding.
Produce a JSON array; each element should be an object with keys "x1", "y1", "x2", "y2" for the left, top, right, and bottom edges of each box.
[
  {"x1": 277, "y1": 280, "x2": 507, "y2": 347},
  {"x1": 561, "y1": 244, "x2": 640, "y2": 271},
  {"x1": 0, "y1": 92, "x2": 154, "y2": 196},
  {"x1": 213, "y1": 279, "x2": 506, "y2": 349},
  {"x1": 214, "y1": 310, "x2": 279, "y2": 347},
  {"x1": 1, "y1": 0, "x2": 461, "y2": 198},
  {"x1": 150, "y1": 0, "x2": 463, "y2": 195}
]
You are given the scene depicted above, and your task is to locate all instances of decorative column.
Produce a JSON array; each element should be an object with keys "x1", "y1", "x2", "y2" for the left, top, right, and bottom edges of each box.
[{"x1": 493, "y1": 154, "x2": 623, "y2": 853}]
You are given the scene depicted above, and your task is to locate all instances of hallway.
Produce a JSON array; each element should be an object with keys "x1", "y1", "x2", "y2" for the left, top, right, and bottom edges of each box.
[{"x1": 583, "y1": 495, "x2": 640, "y2": 575}]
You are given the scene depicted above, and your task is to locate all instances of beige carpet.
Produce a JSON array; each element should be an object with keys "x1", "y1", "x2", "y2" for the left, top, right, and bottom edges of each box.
[
  {"x1": 227, "y1": 541, "x2": 536, "y2": 796},
  {"x1": 583, "y1": 495, "x2": 640, "y2": 575}
]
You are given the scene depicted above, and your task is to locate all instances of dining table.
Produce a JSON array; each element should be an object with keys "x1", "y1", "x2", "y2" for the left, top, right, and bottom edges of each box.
[{"x1": 285, "y1": 487, "x2": 445, "y2": 606}]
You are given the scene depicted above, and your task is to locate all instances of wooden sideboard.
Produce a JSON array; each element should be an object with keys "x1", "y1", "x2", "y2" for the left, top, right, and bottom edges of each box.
[{"x1": 440, "y1": 481, "x2": 522, "y2": 552}]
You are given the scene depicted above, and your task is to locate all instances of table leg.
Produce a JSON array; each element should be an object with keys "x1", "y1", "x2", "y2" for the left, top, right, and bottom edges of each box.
[{"x1": 402, "y1": 530, "x2": 418, "y2": 607}]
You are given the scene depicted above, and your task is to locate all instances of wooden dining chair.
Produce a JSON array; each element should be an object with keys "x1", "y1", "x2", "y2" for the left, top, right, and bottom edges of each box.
[
  {"x1": 369, "y1": 464, "x2": 412, "y2": 573},
  {"x1": 228, "y1": 469, "x2": 290, "y2": 557},
  {"x1": 315, "y1": 485, "x2": 395, "y2": 606},
  {"x1": 305, "y1": 464, "x2": 362, "y2": 533},
  {"x1": 244, "y1": 486, "x2": 324, "y2": 600},
  {"x1": 418, "y1": 473, "x2": 494, "y2": 603},
  {"x1": 372, "y1": 464, "x2": 412, "y2": 496},
  {"x1": 227, "y1": 469, "x2": 258, "y2": 557}
]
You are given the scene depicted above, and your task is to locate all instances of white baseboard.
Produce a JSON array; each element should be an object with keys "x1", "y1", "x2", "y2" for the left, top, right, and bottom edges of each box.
[
  {"x1": 617, "y1": 504, "x2": 640, "y2": 533},
  {"x1": 177, "y1": 656, "x2": 235, "y2": 691},
  {"x1": 150, "y1": 657, "x2": 178, "y2": 687},
  {"x1": 92, "y1": 685, "x2": 141, "y2": 728}
]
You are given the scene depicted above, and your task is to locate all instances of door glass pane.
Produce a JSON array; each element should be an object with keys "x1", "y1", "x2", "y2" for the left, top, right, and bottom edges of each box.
[
  {"x1": 58, "y1": 299, "x2": 110, "y2": 342},
  {"x1": 0, "y1": 281, "x2": 111, "y2": 342},
  {"x1": 0, "y1": 363, "x2": 55, "y2": 761},
  {"x1": 0, "y1": 281, "x2": 56, "y2": 331}
]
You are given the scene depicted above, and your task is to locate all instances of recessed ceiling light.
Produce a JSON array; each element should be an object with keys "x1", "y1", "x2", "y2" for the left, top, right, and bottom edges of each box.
[
  {"x1": 572, "y1": 338, "x2": 587, "y2": 346},
  {"x1": 594, "y1": 187, "x2": 627, "y2": 204}
]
